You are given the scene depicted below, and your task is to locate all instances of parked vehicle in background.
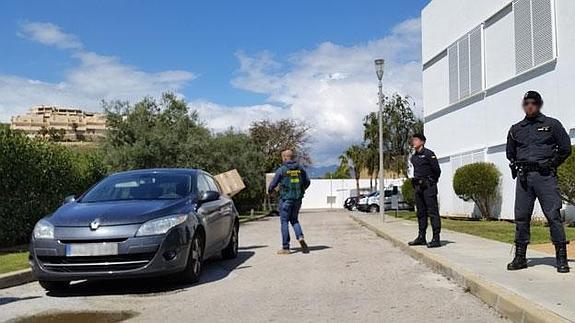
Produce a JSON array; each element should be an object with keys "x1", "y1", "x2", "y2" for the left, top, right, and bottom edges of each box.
[
  {"x1": 344, "y1": 195, "x2": 365, "y2": 211},
  {"x1": 356, "y1": 187, "x2": 413, "y2": 213},
  {"x1": 29, "y1": 168, "x2": 240, "y2": 292}
]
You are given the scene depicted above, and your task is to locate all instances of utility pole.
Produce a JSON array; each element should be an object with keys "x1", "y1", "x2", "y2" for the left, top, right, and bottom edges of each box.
[{"x1": 374, "y1": 59, "x2": 385, "y2": 222}]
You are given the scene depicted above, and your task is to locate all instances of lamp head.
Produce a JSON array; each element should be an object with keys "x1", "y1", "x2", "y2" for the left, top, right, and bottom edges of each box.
[{"x1": 374, "y1": 59, "x2": 385, "y2": 81}]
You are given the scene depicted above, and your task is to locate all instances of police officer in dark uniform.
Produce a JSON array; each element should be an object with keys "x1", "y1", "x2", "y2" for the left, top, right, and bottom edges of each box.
[
  {"x1": 408, "y1": 133, "x2": 442, "y2": 248},
  {"x1": 507, "y1": 91, "x2": 572, "y2": 273}
]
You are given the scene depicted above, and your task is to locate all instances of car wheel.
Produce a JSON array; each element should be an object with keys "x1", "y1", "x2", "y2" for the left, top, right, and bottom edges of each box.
[
  {"x1": 181, "y1": 233, "x2": 204, "y2": 283},
  {"x1": 221, "y1": 223, "x2": 239, "y2": 259},
  {"x1": 369, "y1": 205, "x2": 379, "y2": 213},
  {"x1": 39, "y1": 280, "x2": 70, "y2": 292}
]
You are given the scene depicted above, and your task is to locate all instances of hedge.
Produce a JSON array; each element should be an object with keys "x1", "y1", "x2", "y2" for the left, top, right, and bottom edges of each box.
[
  {"x1": 0, "y1": 129, "x2": 106, "y2": 247},
  {"x1": 453, "y1": 162, "x2": 500, "y2": 220}
]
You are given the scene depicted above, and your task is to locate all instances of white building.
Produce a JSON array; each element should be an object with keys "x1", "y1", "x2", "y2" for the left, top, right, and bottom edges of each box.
[{"x1": 422, "y1": 0, "x2": 575, "y2": 219}]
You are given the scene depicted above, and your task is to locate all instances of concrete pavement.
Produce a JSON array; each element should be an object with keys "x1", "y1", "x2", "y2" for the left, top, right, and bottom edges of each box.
[
  {"x1": 351, "y1": 212, "x2": 575, "y2": 323},
  {"x1": 0, "y1": 211, "x2": 506, "y2": 323}
]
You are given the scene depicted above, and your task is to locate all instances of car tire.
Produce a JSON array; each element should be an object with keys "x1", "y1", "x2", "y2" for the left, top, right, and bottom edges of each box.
[
  {"x1": 369, "y1": 204, "x2": 379, "y2": 213},
  {"x1": 181, "y1": 233, "x2": 204, "y2": 284},
  {"x1": 39, "y1": 280, "x2": 70, "y2": 292},
  {"x1": 221, "y1": 222, "x2": 239, "y2": 259}
]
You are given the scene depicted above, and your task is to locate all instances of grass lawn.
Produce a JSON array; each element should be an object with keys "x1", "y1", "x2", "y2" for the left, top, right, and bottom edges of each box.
[
  {"x1": 0, "y1": 252, "x2": 29, "y2": 274},
  {"x1": 392, "y1": 211, "x2": 575, "y2": 245}
]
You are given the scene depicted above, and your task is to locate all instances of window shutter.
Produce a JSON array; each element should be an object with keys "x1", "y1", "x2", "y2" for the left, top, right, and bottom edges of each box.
[
  {"x1": 448, "y1": 44, "x2": 459, "y2": 104},
  {"x1": 514, "y1": 0, "x2": 533, "y2": 73},
  {"x1": 458, "y1": 36, "x2": 470, "y2": 99},
  {"x1": 532, "y1": 0, "x2": 554, "y2": 65},
  {"x1": 469, "y1": 27, "x2": 483, "y2": 95}
]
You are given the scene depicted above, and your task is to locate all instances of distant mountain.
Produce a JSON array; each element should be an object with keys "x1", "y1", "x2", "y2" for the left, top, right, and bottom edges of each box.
[{"x1": 306, "y1": 164, "x2": 338, "y2": 179}]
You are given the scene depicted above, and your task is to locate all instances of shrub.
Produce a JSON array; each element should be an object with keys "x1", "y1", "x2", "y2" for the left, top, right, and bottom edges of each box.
[
  {"x1": 401, "y1": 179, "x2": 415, "y2": 207},
  {"x1": 0, "y1": 129, "x2": 106, "y2": 247},
  {"x1": 558, "y1": 146, "x2": 575, "y2": 205},
  {"x1": 453, "y1": 162, "x2": 501, "y2": 220}
]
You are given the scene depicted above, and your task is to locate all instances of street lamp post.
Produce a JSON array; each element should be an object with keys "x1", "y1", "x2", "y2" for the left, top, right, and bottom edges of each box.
[{"x1": 374, "y1": 59, "x2": 385, "y2": 222}]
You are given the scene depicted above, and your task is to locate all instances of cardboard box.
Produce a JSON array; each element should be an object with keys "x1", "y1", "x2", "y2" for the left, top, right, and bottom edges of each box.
[{"x1": 214, "y1": 169, "x2": 246, "y2": 197}]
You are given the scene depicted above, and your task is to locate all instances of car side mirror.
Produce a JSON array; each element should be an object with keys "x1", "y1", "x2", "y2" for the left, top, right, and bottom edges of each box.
[
  {"x1": 198, "y1": 191, "x2": 220, "y2": 205},
  {"x1": 63, "y1": 195, "x2": 76, "y2": 204}
]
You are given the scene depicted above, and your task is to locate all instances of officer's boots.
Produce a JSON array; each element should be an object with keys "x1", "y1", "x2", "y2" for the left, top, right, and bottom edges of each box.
[
  {"x1": 408, "y1": 233, "x2": 427, "y2": 246},
  {"x1": 427, "y1": 233, "x2": 441, "y2": 248},
  {"x1": 507, "y1": 243, "x2": 528, "y2": 271},
  {"x1": 555, "y1": 243, "x2": 570, "y2": 273}
]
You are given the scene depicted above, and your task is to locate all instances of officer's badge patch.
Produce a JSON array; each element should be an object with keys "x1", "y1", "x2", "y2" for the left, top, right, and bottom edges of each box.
[{"x1": 537, "y1": 126, "x2": 551, "y2": 132}]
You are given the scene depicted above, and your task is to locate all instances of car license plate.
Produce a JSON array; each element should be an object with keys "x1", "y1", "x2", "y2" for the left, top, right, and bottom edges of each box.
[{"x1": 65, "y1": 243, "x2": 119, "y2": 257}]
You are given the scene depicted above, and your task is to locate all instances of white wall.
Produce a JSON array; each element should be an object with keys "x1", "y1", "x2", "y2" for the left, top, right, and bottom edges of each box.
[
  {"x1": 423, "y1": 0, "x2": 575, "y2": 219},
  {"x1": 301, "y1": 178, "x2": 405, "y2": 210}
]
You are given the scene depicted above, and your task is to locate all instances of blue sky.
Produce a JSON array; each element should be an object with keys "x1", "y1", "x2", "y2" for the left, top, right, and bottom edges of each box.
[{"x1": 0, "y1": 0, "x2": 429, "y2": 164}]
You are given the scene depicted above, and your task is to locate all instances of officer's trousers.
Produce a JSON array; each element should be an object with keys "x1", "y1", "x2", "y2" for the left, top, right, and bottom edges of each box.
[
  {"x1": 515, "y1": 172, "x2": 566, "y2": 244},
  {"x1": 414, "y1": 182, "x2": 441, "y2": 236}
]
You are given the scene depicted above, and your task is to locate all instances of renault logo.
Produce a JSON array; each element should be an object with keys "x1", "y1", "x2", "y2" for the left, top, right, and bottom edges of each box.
[{"x1": 90, "y1": 219, "x2": 101, "y2": 231}]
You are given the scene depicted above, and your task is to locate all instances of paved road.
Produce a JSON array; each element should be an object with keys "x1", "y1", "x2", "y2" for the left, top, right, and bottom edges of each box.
[{"x1": 0, "y1": 211, "x2": 507, "y2": 322}]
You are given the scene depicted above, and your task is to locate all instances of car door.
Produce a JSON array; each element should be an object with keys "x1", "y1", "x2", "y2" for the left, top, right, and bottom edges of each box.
[
  {"x1": 204, "y1": 174, "x2": 233, "y2": 247},
  {"x1": 195, "y1": 173, "x2": 225, "y2": 254}
]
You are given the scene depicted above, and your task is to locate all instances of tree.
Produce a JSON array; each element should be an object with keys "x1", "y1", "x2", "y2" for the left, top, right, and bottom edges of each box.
[
  {"x1": 341, "y1": 145, "x2": 367, "y2": 195},
  {"x1": 324, "y1": 156, "x2": 351, "y2": 179},
  {"x1": 249, "y1": 119, "x2": 311, "y2": 172},
  {"x1": 103, "y1": 93, "x2": 211, "y2": 170},
  {"x1": 363, "y1": 94, "x2": 422, "y2": 177},
  {"x1": 453, "y1": 162, "x2": 501, "y2": 220},
  {"x1": 558, "y1": 146, "x2": 575, "y2": 205},
  {"x1": 207, "y1": 130, "x2": 266, "y2": 212}
]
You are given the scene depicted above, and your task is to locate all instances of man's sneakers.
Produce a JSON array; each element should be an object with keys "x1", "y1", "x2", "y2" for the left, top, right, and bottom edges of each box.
[
  {"x1": 299, "y1": 239, "x2": 310, "y2": 254},
  {"x1": 277, "y1": 249, "x2": 291, "y2": 255}
]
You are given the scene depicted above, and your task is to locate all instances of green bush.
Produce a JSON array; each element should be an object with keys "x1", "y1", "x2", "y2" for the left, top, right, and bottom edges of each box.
[
  {"x1": 0, "y1": 129, "x2": 106, "y2": 247},
  {"x1": 453, "y1": 162, "x2": 501, "y2": 220},
  {"x1": 401, "y1": 179, "x2": 415, "y2": 207},
  {"x1": 558, "y1": 146, "x2": 575, "y2": 205}
]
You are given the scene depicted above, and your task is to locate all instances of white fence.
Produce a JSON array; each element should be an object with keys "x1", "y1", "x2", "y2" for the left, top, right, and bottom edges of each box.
[{"x1": 301, "y1": 178, "x2": 406, "y2": 209}]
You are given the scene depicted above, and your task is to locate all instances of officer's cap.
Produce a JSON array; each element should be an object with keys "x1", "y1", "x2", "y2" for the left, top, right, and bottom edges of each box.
[
  {"x1": 412, "y1": 133, "x2": 426, "y2": 142},
  {"x1": 523, "y1": 91, "x2": 543, "y2": 106}
]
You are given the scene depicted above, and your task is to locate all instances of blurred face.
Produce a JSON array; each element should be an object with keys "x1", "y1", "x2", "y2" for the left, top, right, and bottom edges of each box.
[
  {"x1": 522, "y1": 99, "x2": 541, "y2": 117},
  {"x1": 411, "y1": 137, "x2": 424, "y2": 151}
]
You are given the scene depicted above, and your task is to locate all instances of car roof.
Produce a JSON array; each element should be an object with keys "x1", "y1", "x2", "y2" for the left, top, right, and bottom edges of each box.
[{"x1": 109, "y1": 168, "x2": 199, "y2": 177}]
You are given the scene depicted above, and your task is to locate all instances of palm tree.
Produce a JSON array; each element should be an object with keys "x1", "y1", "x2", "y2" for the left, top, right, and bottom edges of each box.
[{"x1": 341, "y1": 145, "x2": 367, "y2": 195}]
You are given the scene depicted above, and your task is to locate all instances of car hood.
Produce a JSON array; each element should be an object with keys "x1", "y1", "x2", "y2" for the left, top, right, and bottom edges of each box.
[{"x1": 48, "y1": 199, "x2": 188, "y2": 227}]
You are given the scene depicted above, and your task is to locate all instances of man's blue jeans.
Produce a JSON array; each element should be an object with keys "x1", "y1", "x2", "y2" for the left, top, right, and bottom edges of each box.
[{"x1": 279, "y1": 199, "x2": 304, "y2": 249}]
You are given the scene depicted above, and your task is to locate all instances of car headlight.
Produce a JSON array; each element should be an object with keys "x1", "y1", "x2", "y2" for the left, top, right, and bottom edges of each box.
[
  {"x1": 135, "y1": 214, "x2": 188, "y2": 237},
  {"x1": 33, "y1": 220, "x2": 54, "y2": 239}
]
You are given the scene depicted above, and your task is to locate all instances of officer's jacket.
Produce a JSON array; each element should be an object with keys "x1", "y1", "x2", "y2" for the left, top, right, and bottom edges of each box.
[
  {"x1": 506, "y1": 113, "x2": 571, "y2": 166},
  {"x1": 410, "y1": 147, "x2": 441, "y2": 182},
  {"x1": 268, "y1": 161, "x2": 311, "y2": 200}
]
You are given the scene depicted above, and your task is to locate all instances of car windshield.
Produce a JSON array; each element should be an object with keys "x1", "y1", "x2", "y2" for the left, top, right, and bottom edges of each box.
[{"x1": 80, "y1": 173, "x2": 192, "y2": 203}]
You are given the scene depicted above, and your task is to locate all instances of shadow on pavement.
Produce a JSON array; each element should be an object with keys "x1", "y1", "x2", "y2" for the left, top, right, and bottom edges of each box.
[
  {"x1": 292, "y1": 245, "x2": 331, "y2": 254},
  {"x1": 47, "y1": 251, "x2": 254, "y2": 298},
  {"x1": 238, "y1": 245, "x2": 268, "y2": 250},
  {"x1": 527, "y1": 256, "x2": 575, "y2": 268},
  {"x1": 0, "y1": 296, "x2": 41, "y2": 306}
]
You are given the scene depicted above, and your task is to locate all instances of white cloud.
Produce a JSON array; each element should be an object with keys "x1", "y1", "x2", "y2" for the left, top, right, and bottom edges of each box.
[
  {"x1": 0, "y1": 22, "x2": 195, "y2": 121},
  {"x1": 19, "y1": 22, "x2": 83, "y2": 49},
  {"x1": 201, "y1": 17, "x2": 423, "y2": 165}
]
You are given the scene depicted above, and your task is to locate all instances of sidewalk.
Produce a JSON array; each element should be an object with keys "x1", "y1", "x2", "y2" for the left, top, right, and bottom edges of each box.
[{"x1": 350, "y1": 212, "x2": 575, "y2": 323}]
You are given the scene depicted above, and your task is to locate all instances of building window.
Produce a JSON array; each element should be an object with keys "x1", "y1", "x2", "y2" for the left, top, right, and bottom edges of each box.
[
  {"x1": 448, "y1": 27, "x2": 483, "y2": 104},
  {"x1": 514, "y1": 0, "x2": 555, "y2": 74}
]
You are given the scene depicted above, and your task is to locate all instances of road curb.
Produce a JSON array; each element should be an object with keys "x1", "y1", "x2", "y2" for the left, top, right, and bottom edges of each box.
[
  {"x1": 350, "y1": 215, "x2": 569, "y2": 323},
  {"x1": 0, "y1": 268, "x2": 35, "y2": 290}
]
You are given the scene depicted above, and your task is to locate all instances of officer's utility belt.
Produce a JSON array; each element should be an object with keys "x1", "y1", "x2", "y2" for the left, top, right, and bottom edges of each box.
[
  {"x1": 516, "y1": 162, "x2": 553, "y2": 175},
  {"x1": 413, "y1": 177, "x2": 434, "y2": 188}
]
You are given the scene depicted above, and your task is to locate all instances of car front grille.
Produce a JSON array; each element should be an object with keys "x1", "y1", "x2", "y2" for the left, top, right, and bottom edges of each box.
[{"x1": 37, "y1": 253, "x2": 155, "y2": 273}]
